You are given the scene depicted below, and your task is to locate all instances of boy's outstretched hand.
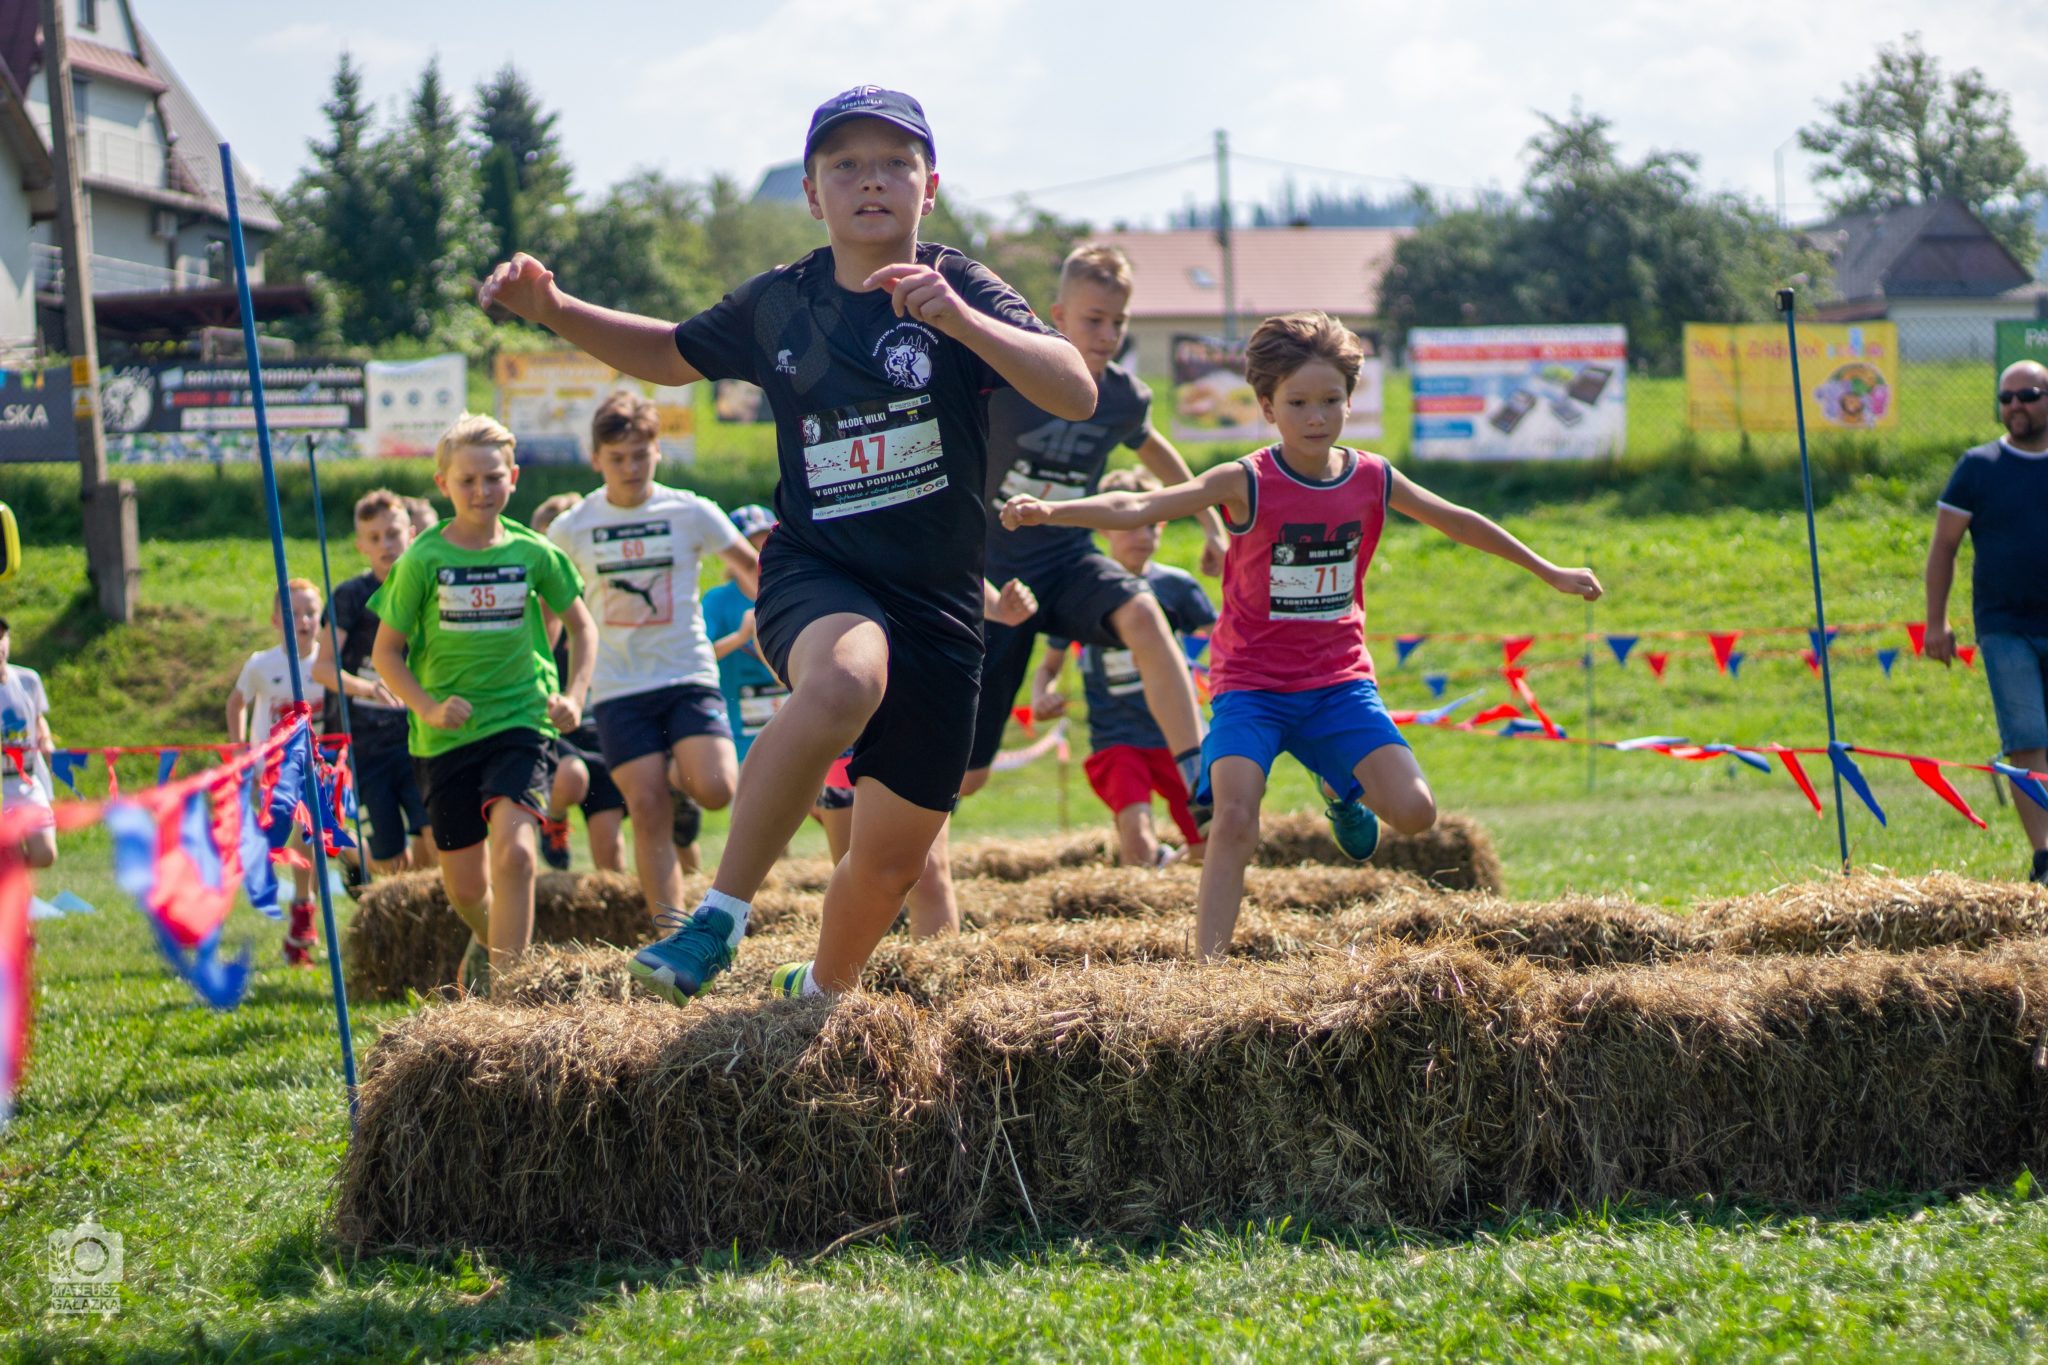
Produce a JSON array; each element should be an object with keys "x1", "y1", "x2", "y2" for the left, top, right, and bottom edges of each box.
[
  {"x1": 1546, "y1": 566, "x2": 1604, "y2": 601},
  {"x1": 546, "y1": 693, "x2": 583, "y2": 734},
  {"x1": 989, "y1": 579, "x2": 1039, "y2": 627},
  {"x1": 478, "y1": 253, "x2": 561, "y2": 322},
  {"x1": 427, "y1": 695, "x2": 473, "y2": 730},
  {"x1": 865, "y1": 263, "x2": 967, "y2": 333},
  {"x1": 1000, "y1": 495, "x2": 1053, "y2": 531}
]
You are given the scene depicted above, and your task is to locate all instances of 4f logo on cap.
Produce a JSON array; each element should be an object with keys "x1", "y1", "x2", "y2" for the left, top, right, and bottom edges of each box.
[{"x1": 837, "y1": 86, "x2": 887, "y2": 107}]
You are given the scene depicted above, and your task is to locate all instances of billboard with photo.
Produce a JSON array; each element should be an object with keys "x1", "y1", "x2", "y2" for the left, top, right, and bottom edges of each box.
[
  {"x1": 1168, "y1": 333, "x2": 1383, "y2": 445},
  {"x1": 1409, "y1": 325, "x2": 1628, "y2": 460},
  {"x1": 1685, "y1": 322, "x2": 1898, "y2": 433},
  {"x1": 365, "y1": 355, "x2": 468, "y2": 458},
  {"x1": 494, "y1": 351, "x2": 696, "y2": 465},
  {"x1": 97, "y1": 359, "x2": 367, "y2": 464}
]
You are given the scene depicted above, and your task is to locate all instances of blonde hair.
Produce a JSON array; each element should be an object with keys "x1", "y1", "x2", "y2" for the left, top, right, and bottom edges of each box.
[
  {"x1": 434, "y1": 412, "x2": 518, "y2": 472},
  {"x1": 530, "y1": 492, "x2": 583, "y2": 534},
  {"x1": 1097, "y1": 466, "x2": 1162, "y2": 495},
  {"x1": 1243, "y1": 311, "x2": 1364, "y2": 401},
  {"x1": 353, "y1": 488, "x2": 406, "y2": 524},
  {"x1": 1059, "y1": 243, "x2": 1134, "y2": 297},
  {"x1": 592, "y1": 391, "x2": 659, "y2": 450}
]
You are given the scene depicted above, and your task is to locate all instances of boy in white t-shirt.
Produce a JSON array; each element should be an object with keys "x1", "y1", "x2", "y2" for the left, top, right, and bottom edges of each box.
[
  {"x1": 0, "y1": 616, "x2": 57, "y2": 869},
  {"x1": 226, "y1": 578, "x2": 327, "y2": 966},
  {"x1": 545, "y1": 392, "x2": 760, "y2": 917}
]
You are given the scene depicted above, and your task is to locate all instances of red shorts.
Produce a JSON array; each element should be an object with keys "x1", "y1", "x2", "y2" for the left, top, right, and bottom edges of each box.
[{"x1": 1082, "y1": 745, "x2": 1202, "y2": 846}]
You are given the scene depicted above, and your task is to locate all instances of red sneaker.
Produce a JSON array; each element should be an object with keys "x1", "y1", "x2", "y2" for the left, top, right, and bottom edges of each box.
[
  {"x1": 539, "y1": 816, "x2": 572, "y2": 871},
  {"x1": 284, "y1": 900, "x2": 318, "y2": 967}
]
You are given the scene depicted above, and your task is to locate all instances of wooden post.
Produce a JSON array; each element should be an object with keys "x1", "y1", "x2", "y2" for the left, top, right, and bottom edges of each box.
[{"x1": 40, "y1": 0, "x2": 137, "y2": 621}]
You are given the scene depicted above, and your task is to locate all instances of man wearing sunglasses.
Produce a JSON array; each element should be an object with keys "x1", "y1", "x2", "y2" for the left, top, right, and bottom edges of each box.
[{"x1": 1926, "y1": 359, "x2": 2048, "y2": 883}]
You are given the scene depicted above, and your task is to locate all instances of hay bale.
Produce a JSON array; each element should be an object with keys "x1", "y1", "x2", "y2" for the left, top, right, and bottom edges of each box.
[
  {"x1": 497, "y1": 946, "x2": 643, "y2": 1007},
  {"x1": 951, "y1": 831, "x2": 1112, "y2": 882},
  {"x1": 333, "y1": 992, "x2": 951, "y2": 1260},
  {"x1": 1696, "y1": 873, "x2": 2048, "y2": 955},
  {"x1": 1339, "y1": 893, "x2": 1700, "y2": 969},
  {"x1": 1253, "y1": 810, "x2": 1503, "y2": 892},
  {"x1": 344, "y1": 870, "x2": 653, "y2": 1001},
  {"x1": 960, "y1": 863, "x2": 1419, "y2": 930}
]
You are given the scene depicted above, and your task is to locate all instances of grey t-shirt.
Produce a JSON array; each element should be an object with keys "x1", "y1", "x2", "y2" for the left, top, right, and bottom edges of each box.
[
  {"x1": 984, "y1": 361, "x2": 1154, "y2": 584},
  {"x1": 1054, "y1": 563, "x2": 1216, "y2": 752}
]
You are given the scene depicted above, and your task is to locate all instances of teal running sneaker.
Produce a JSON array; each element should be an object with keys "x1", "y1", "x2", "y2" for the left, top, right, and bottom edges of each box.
[
  {"x1": 1324, "y1": 798, "x2": 1381, "y2": 861},
  {"x1": 769, "y1": 961, "x2": 811, "y2": 999},
  {"x1": 629, "y1": 904, "x2": 737, "y2": 1005}
]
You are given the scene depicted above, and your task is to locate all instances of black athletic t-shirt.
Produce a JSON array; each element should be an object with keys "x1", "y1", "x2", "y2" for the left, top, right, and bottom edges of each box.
[
  {"x1": 984, "y1": 361, "x2": 1155, "y2": 584},
  {"x1": 1938, "y1": 439, "x2": 2048, "y2": 635},
  {"x1": 674, "y1": 243, "x2": 1060, "y2": 643},
  {"x1": 321, "y1": 570, "x2": 410, "y2": 747}
]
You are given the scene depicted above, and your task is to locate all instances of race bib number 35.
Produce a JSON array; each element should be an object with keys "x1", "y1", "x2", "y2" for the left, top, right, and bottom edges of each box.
[
  {"x1": 1269, "y1": 539, "x2": 1359, "y2": 621},
  {"x1": 802, "y1": 394, "x2": 946, "y2": 520},
  {"x1": 437, "y1": 564, "x2": 530, "y2": 632}
]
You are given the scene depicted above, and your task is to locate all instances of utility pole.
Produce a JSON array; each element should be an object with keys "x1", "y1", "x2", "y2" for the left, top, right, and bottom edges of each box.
[
  {"x1": 1214, "y1": 128, "x2": 1237, "y2": 343},
  {"x1": 40, "y1": 0, "x2": 137, "y2": 621}
]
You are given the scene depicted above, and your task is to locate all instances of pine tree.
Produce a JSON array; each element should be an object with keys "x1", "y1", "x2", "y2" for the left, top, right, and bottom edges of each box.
[
  {"x1": 269, "y1": 53, "x2": 393, "y2": 343},
  {"x1": 472, "y1": 64, "x2": 571, "y2": 264},
  {"x1": 383, "y1": 60, "x2": 490, "y2": 339}
]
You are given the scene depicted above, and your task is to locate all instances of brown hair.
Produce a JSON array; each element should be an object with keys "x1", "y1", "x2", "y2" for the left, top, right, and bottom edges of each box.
[
  {"x1": 353, "y1": 488, "x2": 406, "y2": 524},
  {"x1": 1243, "y1": 311, "x2": 1364, "y2": 401},
  {"x1": 591, "y1": 391, "x2": 660, "y2": 451},
  {"x1": 1097, "y1": 466, "x2": 1162, "y2": 495},
  {"x1": 529, "y1": 492, "x2": 583, "y2": 534},
  {"x1": 434, "y1": 413, "x2": 517, "y2": 473},
  {"x1": 1059, "y1": 243, "x2": 1134, "y2": 297}
]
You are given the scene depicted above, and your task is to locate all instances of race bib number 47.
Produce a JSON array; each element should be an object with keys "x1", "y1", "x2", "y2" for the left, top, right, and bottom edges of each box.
[
  {"x1": 1268, "y1": 539, "x2": 1359, "y2": 621},
  {"x1": 437, "y1": 564, "x2": 530, "y2": 631},
  {"x1": 802, "y1": 394, "x2": 945, "y2": 520}
]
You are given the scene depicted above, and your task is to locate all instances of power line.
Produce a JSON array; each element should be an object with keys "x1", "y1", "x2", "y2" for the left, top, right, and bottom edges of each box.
[
  {"x1": 1232, "y1": 150, "x2": 1492, "y2": 199},
  {"x1": 965, "y1": 153, "x2": 1212, "y2": 206}
]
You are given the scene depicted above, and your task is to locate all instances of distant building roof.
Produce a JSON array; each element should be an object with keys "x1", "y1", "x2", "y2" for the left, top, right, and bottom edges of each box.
[
  {"x1": 69, "y1": 35, "x2": 164, "y2": 91},
  {"x1": 0, "y1": 14, "x2": 51, "y2": 206},
  {"x1": 1802, "y1": 197, "x2": 2031, "y2": 306},
  {"x1": 752, "y1": 160, "x2": 805, "y2": 204},
  {"x1": 1094, "y1": 226, "x2": 1412, "y2": 319},
  {"x1": 136, "y1": 23, "x2": 277, "y2": 231}
]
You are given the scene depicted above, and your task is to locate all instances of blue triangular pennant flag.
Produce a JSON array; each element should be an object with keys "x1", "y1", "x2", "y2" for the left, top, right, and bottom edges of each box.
[
  {"x1": 50, "y1": 891, "x2": 94, "y2": 914},
  {"x1": 1703, "y1": 744, "x2": 1772, "y2": 774},
  {"x1": 1416, "y1": 693, "x2": 1478, "y2": 726},
  {"x1": 1877, "y1": 648, "x2": 1899, "y2": 677},
  {"x1": 145, "y1": 920, "x2": 252, "y2": 1011},
  {"x1": 1808, "y1": 627, "x2": 1839, "y2": 657},
  {"x1": 1394, "y1": 635, "x2": 1426, "y2": 667},
  {"x1": 156, "y1": 749, "x2": 178, "y2": 786},
  {"x1": 29, "y1": 897, "x2": 63, "y2": 921},
  {"x1": 179, "y1": 789, "x2": 224, "y2": 891},
  {"x1": 1606, "y1": 634, "x2": 1638, "y2": 665},
  {"x1": 1423, "y1": 672, "x2": 1449, "y2": 699},
  {"x1": 1727, "y1": 652, "x2": 1746, "y2": 679},
  {"x1": 1828, "y1": 742, "x2": 1886, "y2": 825},
  {"x1": 1180, "y1": 635, "x2": 1210, "y2": 663},
  {"x1": 1499, "y1": 717, "x2": 1564, "y2": 739},
  {"x1": 106, "y1": 802, "x2": 159, "y2": 903},
  {"x1": 49, "y1": 749, "x2": 85, "y2": 794},
  {"x1": 1992, "y1": 762, "x2": 2048, "y2": 812},
  {"x1": 240, "y1": 767, "x2": 279, "y2": 918}
]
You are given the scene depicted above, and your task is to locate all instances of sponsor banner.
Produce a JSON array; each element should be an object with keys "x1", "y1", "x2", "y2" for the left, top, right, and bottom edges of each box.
[
  {"x1": 1995, "y1": 321, "x2": 2048, "y2": 417},
  {"x1": 98, "y1": 359, "x2": 368, "y2": 464},
  {"x1": 714, "y1": 380, "x2": 771, "y2": 423},
  {"x1": 493, "y1": 351, "x2": 695, "y2": 465},
  {"x1": 0, "y1": 368, "x2": 78, "y2": 463},
  {"x1": 1169, "y1": 333, "x2": 1383, "y2": 445},
  {"x1": 1409, "y1": 325, "x2": 1627, "y2": 461},
  {"x1": 1684, "y1": 323, "x2": 1897, "y2": 433},
  {"x1": 365, "y1": 355, "x2": 467, "y2": 459}
]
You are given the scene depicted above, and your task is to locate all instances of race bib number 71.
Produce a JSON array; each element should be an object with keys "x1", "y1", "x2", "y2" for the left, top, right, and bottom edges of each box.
[
  {"x1": 1268, "y1": 538, "x2": 1359, "y2": 621},
  {"x1": 437, "y1": 564, "x2": 530, "y2": 631},
  {"x1": 802, "y1": 394, "x2": 946, "y2": 520}
]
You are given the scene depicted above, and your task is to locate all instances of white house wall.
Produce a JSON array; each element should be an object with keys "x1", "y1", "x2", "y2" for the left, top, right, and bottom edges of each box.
[
  {"x1": 0, "y1": 139, "x2": 34, "y2": 347},
  {"x1": 1890, "y1": 298, "x2": 2048, "y2": 364}
]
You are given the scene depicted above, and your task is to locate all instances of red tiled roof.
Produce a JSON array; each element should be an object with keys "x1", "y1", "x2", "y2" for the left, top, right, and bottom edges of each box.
[
  {"x1": 68, "y1": 37, "x2": 167, "y2": 93},
  {"x1": 1097, "y1": 226, "x2": 1412, "y2": 319}
]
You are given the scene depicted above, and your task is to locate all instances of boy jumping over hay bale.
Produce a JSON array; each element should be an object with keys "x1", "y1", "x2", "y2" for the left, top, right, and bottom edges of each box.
[
  {"x1": 1005, "y1": 311, "x2": 1600, "y2": 955},
  {"x1": 479, "y1": 87, "x2": 1093, "y2": 1002},
  {"x1": 370, "y1": 415, "x2": 596, "y2": 994}
]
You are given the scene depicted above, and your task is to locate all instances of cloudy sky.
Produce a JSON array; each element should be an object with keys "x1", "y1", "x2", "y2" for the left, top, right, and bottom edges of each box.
[{"x1": 147, "y1": 0, "x2": 2048, "y2": 229}]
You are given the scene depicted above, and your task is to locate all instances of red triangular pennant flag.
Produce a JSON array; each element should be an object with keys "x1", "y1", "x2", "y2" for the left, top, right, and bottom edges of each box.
[
  {"x1": 1502, "y1": 667, "x2": 1561, "y2": 740},
  {"x1": 1011, "y1": 704, "x2": 1035, "y2": 736},
  {"x1": 1908, "y1": 758, "x2": 1987, "y2": 829},
  {"x1": 1957, "y1": 645, "x2": 1977, "y2": 668},
  {"x1": 1708, "y1": 632, "x2": 1741, "y2": 673},
  {"x1": 1501, "y1": 636, "x2": 1535, "y2": 667},
  {"x1": 1466, "y1": 703, "x2": 1524, "y2": 727},
  {"x1": 1774, "y1": 748, "x2": 1823, "y2": 817},
  {"x1": 1906, "y1": 622, "x2": 1927, "y2": 656},
  {"x1": 1802, "y1": 649, "x2": 1821, "y2": 677},
  {"x1": 1645, "y1": 651, "x2": 1670, "y2": 681}
]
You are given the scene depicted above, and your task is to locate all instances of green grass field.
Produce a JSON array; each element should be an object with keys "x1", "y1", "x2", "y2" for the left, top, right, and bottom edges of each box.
[{"x1": 3, "y1": 438, "x2": 2046, "y2": 1359}]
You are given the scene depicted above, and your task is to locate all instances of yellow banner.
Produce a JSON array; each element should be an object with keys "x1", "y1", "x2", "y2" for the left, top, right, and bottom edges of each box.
[
  {"x1": 1684, "y1": 323, "x2": 1898, "y2": 433},
  {"x1": 492, "y1": 351, "x2": 695, "y2": 462}
]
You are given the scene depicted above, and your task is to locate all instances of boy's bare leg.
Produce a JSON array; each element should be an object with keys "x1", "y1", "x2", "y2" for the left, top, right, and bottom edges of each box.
[
  {"x1": 1110, "y1": 595, "x2": 1204, "y2": 761},
  {"x1": 290, "y1": 832, "x2": 315, "y2": 902},
  {"x1": 411, "y1": 832, "x2": 439, "y2": 871},
  {"x1": 1114, "y1": 804, "x2": 1160, "y2": 867},
  {"x1": 20, "y1": 825, "x2": 55, "y2": 870},
  {"x1": 710, "y1": 613, "x2": 885, "y2": 901},
  {"x1": 1194, "y1": 757, "x2": 1265, "y2": 958},
  {"x1": 814, "y1": 801, "x2": 853, "y2": 863},
  {"x1": 813, "y1": 778, "x2": 948, "y2": 990},
  {"x1": 1352, "y1": 745, "x2": 1437, "y2": 836},
  {"x1": 438, "y1": 842, "x2": 491, "y2": 944},
  {"x1": 587, "y1": 808, "x2": 626, "y2": 873},
  {"x1": 613, "y1": 755, "x2": 685, "y2": 914},
  {"x1": 904, "y1": 818, "x2": 957, "y2": 937},
  {"x1": 670, "y1": 734, "x2": 737, "y2": 811},
  {"x1": 548, "y1": 753, "x2": 589, "y2": 818},
  {"x1": 485, "y1": 799, "x2": 540, "y2": 988}
]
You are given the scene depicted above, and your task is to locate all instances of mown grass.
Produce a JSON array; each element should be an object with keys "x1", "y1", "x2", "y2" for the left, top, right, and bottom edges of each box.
[{"x1": 2, "y1": 437, "x2": 2044, "y2": 1358}]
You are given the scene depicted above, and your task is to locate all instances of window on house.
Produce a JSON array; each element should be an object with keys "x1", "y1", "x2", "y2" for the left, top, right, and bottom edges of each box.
[{"x1": 77, "y1": 0, "x2": 97, "y2": 30}]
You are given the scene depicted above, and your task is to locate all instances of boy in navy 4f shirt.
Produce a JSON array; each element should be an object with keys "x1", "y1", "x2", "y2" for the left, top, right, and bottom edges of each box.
[
  {"x1": 1036, "y1": 469, "x2": 1216, "y2": 867},
  {"x1": 479, "y1": 87, "x2": 1094, "y2": 1000}
]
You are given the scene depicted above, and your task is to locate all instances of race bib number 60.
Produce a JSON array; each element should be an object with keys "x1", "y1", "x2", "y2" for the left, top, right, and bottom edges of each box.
[
  {"x1": 437, "y1": 564, "x2": 530, "y2": 631},
  {"x1": 1268, "y1": 539, "x2": 1359, "y2": 621},
  {"x1": 802, "y1": 394, "x2": 946, "y2": 520}
]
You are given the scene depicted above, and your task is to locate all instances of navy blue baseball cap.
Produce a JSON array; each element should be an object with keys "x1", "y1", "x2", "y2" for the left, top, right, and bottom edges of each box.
[
  {"x1": 730, "y1": 503, "x2": 777, "y2": 538},
  {"x1": 803, "y1": 86, "x2": 934, "y2": 164}
]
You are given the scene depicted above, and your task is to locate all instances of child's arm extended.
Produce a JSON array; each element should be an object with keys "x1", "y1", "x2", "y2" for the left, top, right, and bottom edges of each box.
[
  {"x1": 550, "y1": 599, "x2": 598, "y2": 732},
  {"x1": 865, "y1": 263, "x2": 1095, "y2": 420},
  {"x1": 718, "y1": 540, "x2": 760, "y2": 600},
  {"x1": 372, "y1": 622, "x2": 469, "y2": 730},
  {"x1": 1389, "y1": 470, "x2": 1603, "y2": 600},
  {"x1": 1002, "y1": 461, "x2": 1249, "y2": 534},
  {"x1": 1131, "y1": 431, "x2": 1230, "y2": 574},
  {"x1": 479, "y1": 254, "x2": 699, "y2": 388},
  {"x1": 225, "y1": 686, "x2": 249, "y2": 745},
  {"x1": 1030, "y1": 641, "x2": 1068, "y2": 719},
  {"x1": 310, "y1": 652, "x2": 399, "y2": 706}
]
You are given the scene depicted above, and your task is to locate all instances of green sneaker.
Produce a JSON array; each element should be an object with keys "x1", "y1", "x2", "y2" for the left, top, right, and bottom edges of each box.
[
  {"x1": 769, "y1": 961, "x2": 811, "y2": 999},
  {"x1": 628, "y1": 904, "x2": 737, "y2": 1006},
  {"x1": 1324, "y1": 798, "x2": 1381, "y2": 861}
]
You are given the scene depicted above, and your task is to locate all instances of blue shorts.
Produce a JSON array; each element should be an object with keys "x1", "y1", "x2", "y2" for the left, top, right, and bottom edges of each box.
[
  {"x1": 1980, "y1": 632, "x2": 2048, "y2": 755},
  {"x1": 1196, "y1": 679, "x2": 1408, "y2": 805},
  {"x1": 591, "y1": 682, "x2": 731, "y2": 770}
]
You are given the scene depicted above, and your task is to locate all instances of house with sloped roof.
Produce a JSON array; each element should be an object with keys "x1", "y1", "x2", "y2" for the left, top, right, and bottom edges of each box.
[
  {"x1": 0, "y1": 8, "x2": 54, "y2": 360},
  {"x1": 7, "y1": 0, "x2": 306, "y2": 353},
  {"x1": 1802, "y1": 197, "x2": 2047, "y2": 361},
  {"x1": 1093, "y1": 225, "x2": 1411, "y2": 374}
]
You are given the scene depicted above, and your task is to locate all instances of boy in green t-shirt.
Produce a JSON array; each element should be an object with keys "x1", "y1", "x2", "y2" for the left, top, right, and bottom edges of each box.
[{"x1": 370, "y1": 414, "x2": 596, "y2": 993}]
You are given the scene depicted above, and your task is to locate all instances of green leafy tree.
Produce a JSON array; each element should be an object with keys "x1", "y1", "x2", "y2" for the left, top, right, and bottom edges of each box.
[
  {"x1": 701, "y1": 174, "x2": 825, "y2": 284},
  {"x1": 268, "y1": 53, "x2": 394, "y2": 344},
  {"x1": 555, "y1": 171, "x2": 717, "y2": 320},
  {"x1": 473, "y1": 64, "x2": 572, "y2": 265},
  {"x1": 383, "y1": 60, "x2": 491, "y2": 340},
  {"x1": 1799, "y1": 33, "x2": 2046, "y2": 264}
]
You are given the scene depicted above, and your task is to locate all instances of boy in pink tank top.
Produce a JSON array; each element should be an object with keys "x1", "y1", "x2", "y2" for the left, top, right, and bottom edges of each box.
[{"x1": 1004, "y1": 311, "x2": 1602, "y2": 954}]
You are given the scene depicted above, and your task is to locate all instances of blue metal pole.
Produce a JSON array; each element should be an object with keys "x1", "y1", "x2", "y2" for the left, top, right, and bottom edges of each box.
[
  {"x1": 1779, "y1": 289, "x2": 1852, "y2": 873},
  {"x1": 219, "y1": 144, "x2": 359, "y2": 1121},
  {"x1": 305, "y1": 435, "x2": 372, "y2": 876}
]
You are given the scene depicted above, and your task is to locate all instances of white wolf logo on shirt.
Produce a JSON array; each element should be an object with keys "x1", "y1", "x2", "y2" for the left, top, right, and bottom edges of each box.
[{"x1": 875, "y1": 323, "x2": 935, "y2": 389}]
